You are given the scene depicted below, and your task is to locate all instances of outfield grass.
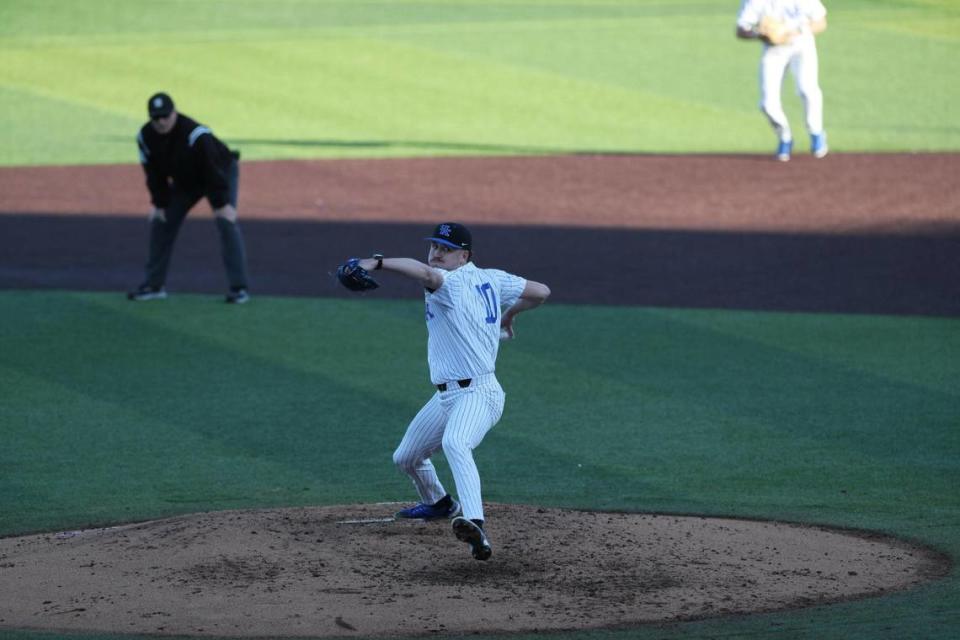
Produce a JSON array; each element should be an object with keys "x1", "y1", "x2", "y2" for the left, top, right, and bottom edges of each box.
[
  {"x1": 1, "y1": 0, "x2": 959, "y2": 166},
  {"x1": 1, "y1": 291, "x2": 958, "y2": 639}
]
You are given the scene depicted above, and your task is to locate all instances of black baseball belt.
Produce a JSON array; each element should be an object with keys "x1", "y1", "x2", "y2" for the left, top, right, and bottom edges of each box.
[{"x1": 437, "y1": 378, "x2": 472, "y2": 392}]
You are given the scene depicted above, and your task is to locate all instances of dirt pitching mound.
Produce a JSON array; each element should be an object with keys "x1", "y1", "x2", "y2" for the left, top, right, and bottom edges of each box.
[{"x1": 0, "y1": 504, "x2": 947, "y2": 637}]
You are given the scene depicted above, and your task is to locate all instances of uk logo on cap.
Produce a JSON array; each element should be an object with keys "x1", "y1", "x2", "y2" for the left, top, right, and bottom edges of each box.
[
  {"x1": 425, "y1": 222, "x2": 472, "y2": 251},
  {"x1": 152, "y1": 97, "x2": 163, "y2": 109}
]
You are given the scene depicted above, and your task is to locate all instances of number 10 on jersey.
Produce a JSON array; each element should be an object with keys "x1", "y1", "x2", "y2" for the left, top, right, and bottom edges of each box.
[{"x1": 476, "y1": 283, "x2": 498, "y2": 324}]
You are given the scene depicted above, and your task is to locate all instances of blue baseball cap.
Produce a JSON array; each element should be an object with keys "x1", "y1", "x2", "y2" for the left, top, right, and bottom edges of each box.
[{"x1": 425, "y1": 222, "x2": 472, "y2": 250}]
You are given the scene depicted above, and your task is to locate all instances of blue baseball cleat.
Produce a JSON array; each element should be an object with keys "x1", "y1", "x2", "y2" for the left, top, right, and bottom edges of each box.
[
  {"x1": 776, "y1": 139, "x2": 793, "y2": 162},
  {"x1": 811, "y1": 132, "x2": 829, "y2": 158},
  {"x1": 395, "y1": 497, "x2": 461, "y2": 521}
]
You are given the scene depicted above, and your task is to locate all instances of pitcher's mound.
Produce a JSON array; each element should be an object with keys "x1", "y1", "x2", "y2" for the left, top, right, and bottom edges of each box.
[{"x1": 0, "y1": 504, "x2": 947, "y2": 637}]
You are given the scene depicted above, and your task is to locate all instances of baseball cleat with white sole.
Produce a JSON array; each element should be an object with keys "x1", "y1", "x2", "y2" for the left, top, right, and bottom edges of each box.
[
  {"x1": 452, "y1": 516, "x2": 492, "y2": 561},
  {"x1": 776, "y1": 139, "x2": 793, "y2": 162},
  {"x1": 811, "y1": 132, "x2": 829, "y2": 158}
]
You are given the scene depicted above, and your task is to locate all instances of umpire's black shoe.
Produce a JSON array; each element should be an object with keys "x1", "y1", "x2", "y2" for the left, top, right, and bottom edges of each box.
[
  {"x1": 225, "y1": 288, "x2": 250, "y2": 304},
  {"x1": 127, "y1": 285, "x2": 167, "y2": 301},
  {"x1": 452, "y1": 517, "x2": 492, "y2": 561}
]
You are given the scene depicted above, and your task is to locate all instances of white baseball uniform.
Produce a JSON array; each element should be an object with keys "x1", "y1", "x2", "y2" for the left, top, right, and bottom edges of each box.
[
  {"x1": 737, "y1": 0, "x2": 827, "y2": 143},
  {"x1": 392, "y1": 262, "x2": 526, "y2": 522}
]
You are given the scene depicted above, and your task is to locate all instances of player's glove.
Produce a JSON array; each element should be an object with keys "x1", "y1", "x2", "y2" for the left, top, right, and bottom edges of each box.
[
  {"x1": 336, "y1": 257, "x2": 380, "y2": 292},
  {"x1": 757, "y1": 15, "x2": 792, "y2": 46}
]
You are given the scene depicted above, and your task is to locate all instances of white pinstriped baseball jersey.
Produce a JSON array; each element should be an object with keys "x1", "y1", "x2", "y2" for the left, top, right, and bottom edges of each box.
[
  {"x1": 424, "y1": 262, "x2": 526, "y2": 385},
  {"x1": 393, "y1": 261, "x2": 526, "y2": 523}
]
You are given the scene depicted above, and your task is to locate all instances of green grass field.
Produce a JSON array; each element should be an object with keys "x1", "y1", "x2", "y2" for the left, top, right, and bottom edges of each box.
[
  {"x1": 1, "y1": 292, "x2": 958, "y2": 639},
  {"x1": 2, "y1": 0, "x2": 959, "y2": 165},
  {"x1": 1, "y1": 1, "x2": 959, "y2": 639}
]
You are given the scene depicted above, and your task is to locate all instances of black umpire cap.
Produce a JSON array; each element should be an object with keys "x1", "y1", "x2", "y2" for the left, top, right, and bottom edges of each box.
[
  {"x1": 147, "y1": 92, "x2": 175, "y2": 118},
  {"x1": 425, "y1": 222, "x2": 472, "y2": 251}
]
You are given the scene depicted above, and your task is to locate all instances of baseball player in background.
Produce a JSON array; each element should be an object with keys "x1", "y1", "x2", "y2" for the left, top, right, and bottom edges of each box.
[
  {"x1": 736, "y1": 0, "x2": 828, "y2": 162},
  {"x1": 346, "y1": 223, "x2": 550, "y2": 560},
  {"x1": 128, "y1": 92, "x2": 251, "y2": 303}
]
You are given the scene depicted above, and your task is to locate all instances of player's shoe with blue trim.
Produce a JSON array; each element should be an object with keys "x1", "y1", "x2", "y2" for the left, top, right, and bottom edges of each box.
[
  {"x1": 127, "y1": 285, "x2": 167, "y2": 301},
  {"x1": 394, "y1": 497, "x2": 461, "y2": 521},
  {"x1": 776, "y1": 139, "x2": 793, "y2": 162},
  {"x1": 811, "y1": 132, "x2": 828, "y2": 158},
  {"x1": 452, "y1": 517, "x2": 492, "y2": 561}
]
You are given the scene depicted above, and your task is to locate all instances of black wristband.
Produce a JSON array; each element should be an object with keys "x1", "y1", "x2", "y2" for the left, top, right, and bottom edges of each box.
[{"x1": 372, "y1": 253, "x2": 384, "y2": 270}]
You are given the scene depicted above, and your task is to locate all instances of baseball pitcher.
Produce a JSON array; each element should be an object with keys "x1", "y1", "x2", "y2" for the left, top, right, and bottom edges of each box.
[{"x1": 337, "y1": 222, "x2": 551, "y2": 560}]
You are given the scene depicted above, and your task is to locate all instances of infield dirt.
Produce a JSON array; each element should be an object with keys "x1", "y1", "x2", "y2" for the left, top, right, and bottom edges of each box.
[{"x1": 0, "y1": 504, "x2": 949, "y2": 637}]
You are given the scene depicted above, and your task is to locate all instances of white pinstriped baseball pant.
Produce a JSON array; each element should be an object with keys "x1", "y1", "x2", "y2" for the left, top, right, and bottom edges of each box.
[
  {"x1": 392, "y1": 373, "x2": 504, "y2": 522},
  {"x1": 758, "y1": 35, "x2": 823, "y2": 141}
]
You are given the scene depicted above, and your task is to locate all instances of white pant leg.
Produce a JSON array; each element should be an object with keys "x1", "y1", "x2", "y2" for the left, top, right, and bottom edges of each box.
[
  {"x1": 791, "y1": 37, "x2": 823, "y2": 135},
  {"x1": 392, "y1": 392, "x2": 449, "y2": 505},
  {"x1": 759, "y1": 45, "x2": 793, "y2": 141},
  {"x1": 440, "y1": 379, "x2": 505, "y2": 522}
]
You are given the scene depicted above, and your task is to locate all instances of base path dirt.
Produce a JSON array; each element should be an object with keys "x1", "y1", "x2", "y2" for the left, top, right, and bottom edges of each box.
[
  {"x1": 2, "y1": 153, "x2": 959, "y2": 234},
  {"x1": 0, "y1": 504, "x2": 948, "y2": 637}
]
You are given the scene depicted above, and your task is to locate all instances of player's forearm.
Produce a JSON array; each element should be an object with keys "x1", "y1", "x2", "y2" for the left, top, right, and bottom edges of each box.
[
  {"x1": 143, "y1": 167, "x2": 170, "y2": 208},
  {"x1": 809, "y1": 17, "x2": 826, "y2": 35},
  {"x1": 358, "y1": 256, "x2": 441, "y2": 288},
  {"x1": 504, "y1": 298, "x2": 540, "y2": 320}
]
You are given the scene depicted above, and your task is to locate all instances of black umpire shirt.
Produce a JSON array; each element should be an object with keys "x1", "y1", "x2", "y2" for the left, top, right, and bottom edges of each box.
[{"x1": 136, "y1": 113, "x2": 238, "y2": 210}]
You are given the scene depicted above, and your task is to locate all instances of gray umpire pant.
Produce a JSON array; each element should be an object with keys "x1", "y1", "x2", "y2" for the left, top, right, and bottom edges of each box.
[{"x1": 141, "y1": 157, "x2": 249, "y2": 291}]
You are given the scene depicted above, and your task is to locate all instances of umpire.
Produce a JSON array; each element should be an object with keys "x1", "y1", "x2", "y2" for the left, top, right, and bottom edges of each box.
[{"x1": 128, "y1": 92, "x2": 250, "y2": 303}]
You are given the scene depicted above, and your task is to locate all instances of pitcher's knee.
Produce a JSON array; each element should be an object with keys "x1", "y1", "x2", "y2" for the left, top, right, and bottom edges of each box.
[
  {"x1": 441, "y1": 435, "x2": 472, "y2": 462},
  {"x1": 393, "y1": 448, "x2": 417, "y2": 473}
]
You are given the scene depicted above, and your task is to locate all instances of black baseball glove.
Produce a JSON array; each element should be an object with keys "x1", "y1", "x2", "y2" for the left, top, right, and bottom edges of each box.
[{"x1": 336, "y1": 257, "x2": 379, "y2": 292}]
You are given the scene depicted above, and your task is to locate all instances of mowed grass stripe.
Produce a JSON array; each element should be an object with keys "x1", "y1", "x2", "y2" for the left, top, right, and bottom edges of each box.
[
  {"x1": 3, "y1": 1, "x2": 959, "y2": 166},
  {"x1": 1, "y1": 34, "x2": 758, "y2": 162},
  {"x1": 3, "y1": 291, "x2": 957, "y2": 534}
]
